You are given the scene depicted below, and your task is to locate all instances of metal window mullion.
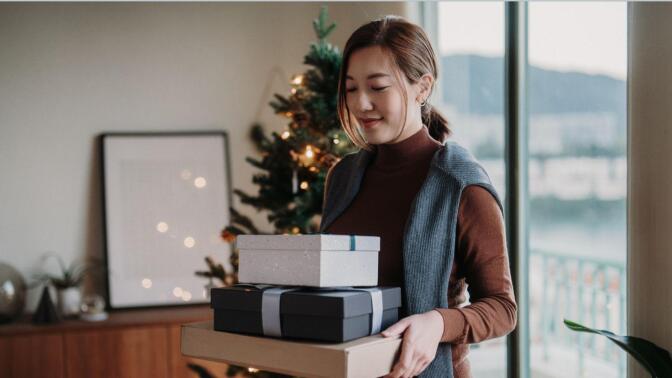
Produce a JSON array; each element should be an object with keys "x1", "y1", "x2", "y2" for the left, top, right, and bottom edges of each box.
[
  {"x1": 505, "y1": 3, "x2": 530, "y2": 378},
  {"x1": 419, "y1": 2, "x2": 444, "y2": 106}
]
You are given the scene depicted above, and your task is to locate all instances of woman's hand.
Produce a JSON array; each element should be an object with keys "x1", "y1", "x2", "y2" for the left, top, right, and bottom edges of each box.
[{"x1": 381, "y1": 310, "x2": 444, "y2": 378}]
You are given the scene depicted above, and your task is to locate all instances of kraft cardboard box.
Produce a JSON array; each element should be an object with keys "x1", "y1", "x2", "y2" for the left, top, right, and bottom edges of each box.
[{"x1": 181, "y1": 321, "x2": 402, "y2": 378}]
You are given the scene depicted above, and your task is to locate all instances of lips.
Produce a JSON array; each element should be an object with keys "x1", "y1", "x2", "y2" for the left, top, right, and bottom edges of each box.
[{"x1": 360, "y1": 117, "x2": 383, "y2": 128}]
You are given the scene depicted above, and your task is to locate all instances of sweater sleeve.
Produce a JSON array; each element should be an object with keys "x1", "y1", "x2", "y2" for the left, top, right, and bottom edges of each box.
[{"x1": 434, "y1": 185, "x2": 517, "y2": 344}]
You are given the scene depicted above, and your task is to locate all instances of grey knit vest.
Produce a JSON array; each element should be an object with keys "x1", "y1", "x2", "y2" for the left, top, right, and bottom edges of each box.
[{"x1": 320, "y1": 140, "x2": 503, "y2": 378}]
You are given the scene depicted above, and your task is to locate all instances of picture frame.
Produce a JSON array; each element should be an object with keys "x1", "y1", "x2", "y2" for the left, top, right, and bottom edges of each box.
[{"x1": 100, "y1": 131, "x2": 232, "y2": 309}]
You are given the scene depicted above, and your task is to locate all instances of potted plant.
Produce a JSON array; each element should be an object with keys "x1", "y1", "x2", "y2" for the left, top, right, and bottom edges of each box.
[
  {"x1": 36, "y1": 253, "x2": 99, "y2": 317},
  {"x1": 564, "y1": 319, "x2": 672, "y2": 378}
]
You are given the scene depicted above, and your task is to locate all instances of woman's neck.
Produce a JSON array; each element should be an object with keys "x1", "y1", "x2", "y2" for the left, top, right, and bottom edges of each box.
[{"x1": 373, "y1": 126, "x2": 442, "y2": 168}]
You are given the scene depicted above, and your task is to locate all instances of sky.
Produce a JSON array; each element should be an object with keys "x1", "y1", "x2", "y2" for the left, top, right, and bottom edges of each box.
[{"x1": 438, "y1": 2, "x2": 627, "y2": 80}]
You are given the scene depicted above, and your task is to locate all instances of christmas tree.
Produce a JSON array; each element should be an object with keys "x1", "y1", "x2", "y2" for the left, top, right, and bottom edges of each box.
[
  {"x1": 194, "y1": 7, "x2": 357, "y2": 377},
  {"x1": 226, "y1": 6, "x2": 355, "y2": 238}
]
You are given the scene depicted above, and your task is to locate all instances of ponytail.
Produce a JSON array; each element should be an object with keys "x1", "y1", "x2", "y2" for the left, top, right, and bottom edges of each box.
[{"x1": 422, "y1": 104, "x2": 451, "y2": 143}]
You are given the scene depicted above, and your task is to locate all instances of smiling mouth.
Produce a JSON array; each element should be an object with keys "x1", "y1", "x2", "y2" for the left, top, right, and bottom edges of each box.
[{"x1": 360, "y1": 118, "x2": 383, "y2": 128}]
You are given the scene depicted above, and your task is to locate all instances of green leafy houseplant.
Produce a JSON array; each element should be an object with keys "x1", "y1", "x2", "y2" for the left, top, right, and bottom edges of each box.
[
  {"x1": 34, "y1": 253, "x2": 103, "y2": 317},
  {"x1": 564, "y1": 319, "x2": 672, "y2": 377},
  {"x1": 36, "y1": 253, "x2": 97, "y2": 289}
]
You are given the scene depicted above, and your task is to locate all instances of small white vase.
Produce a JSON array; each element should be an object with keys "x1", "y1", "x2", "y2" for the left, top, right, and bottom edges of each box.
[
  {"x1": 58, "y1": 287, "x2": 82, "y2": 317},
  {"x1": 204, "y1": 278, "x2": 216, "y2": 301}
]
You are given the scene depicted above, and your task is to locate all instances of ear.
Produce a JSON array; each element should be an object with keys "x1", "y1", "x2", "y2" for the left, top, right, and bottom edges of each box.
[{"x1": 416, "y1": 73, "x2": 434, "y2": 102}]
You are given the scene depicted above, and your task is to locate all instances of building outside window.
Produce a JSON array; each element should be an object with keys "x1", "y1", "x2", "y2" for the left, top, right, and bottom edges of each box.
[{"x1": 429, "y1": 2, "x2": 627, "y2": 377}]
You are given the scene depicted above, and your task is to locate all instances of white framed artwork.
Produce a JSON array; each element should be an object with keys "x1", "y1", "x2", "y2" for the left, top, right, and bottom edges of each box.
[{"x1": 100, "y1": 131, "x2": 231, "y2": 309}]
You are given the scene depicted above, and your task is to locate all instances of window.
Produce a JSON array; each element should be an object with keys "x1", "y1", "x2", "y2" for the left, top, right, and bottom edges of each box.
[
  {"x1": 435, "y1": 2, "x2": 507, "y2": 376},
  {"x1": 528, "y1": 3, "x2": 627, "y2": 377},
  {"x1": 430, "y1": 2, "x2": 627, "y2": 377}
]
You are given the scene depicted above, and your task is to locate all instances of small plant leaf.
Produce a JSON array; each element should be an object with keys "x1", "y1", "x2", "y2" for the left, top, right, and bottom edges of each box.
[{"x1": 564, "y1": 319, "x2": 672, "y2": 377}]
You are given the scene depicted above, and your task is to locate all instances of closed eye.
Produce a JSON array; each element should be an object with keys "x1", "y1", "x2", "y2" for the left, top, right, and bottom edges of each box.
[{"x1": 346, "y1": 86, "x2": 389, "y2": 93}]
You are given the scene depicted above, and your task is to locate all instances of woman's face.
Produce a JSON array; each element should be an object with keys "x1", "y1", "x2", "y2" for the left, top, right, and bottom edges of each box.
[{"x1": 345, "y1": 46, "x2": 426, "y2": 145}]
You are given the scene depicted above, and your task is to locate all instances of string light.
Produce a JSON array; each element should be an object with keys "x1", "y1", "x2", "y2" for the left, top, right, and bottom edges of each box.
[
  {"x1": 291, "y1": 74, "x2": 304, "y2": 86},
  {"x1": 281, "y1": 131, "x2": 291, "y2": 140},
  {"x1": 248, "y1": 367, "x2": 260, "y2": 373},
  {"x1": 333, "y1": 138, "x2": 340, "y2": 144},
  {"x1": 300, "y1": 181, "x2": 309, "y2": 190},
  {"x1": 285, "y1": 111, "x2": 293, "y2": 118},
  {"x1": 305, "y1": 145, "x2": 314, "y2": 159},
  {"x1": 194, "y1": 177, "x2": 207, "y2": 188},
  {"x1": 291, "y1": 88, "x2": 297, "y2": 95},
  {"x1": 156, "y1": 222, "x2": 169, "y2": 233},
  {"x1": 291, "y1": 227, "x2": 300, "y2": 234},
  {"x1": 309, "y1": 166, "x2": 318, "y2": 173},
  {"x1": 292, "y1": 145, "x2": 317, "y2": 167}
]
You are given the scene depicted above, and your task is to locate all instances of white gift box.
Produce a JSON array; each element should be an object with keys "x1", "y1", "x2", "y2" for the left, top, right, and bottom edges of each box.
[{"x1": 237, "y1": 234, "x2": 380, "y2": 287}]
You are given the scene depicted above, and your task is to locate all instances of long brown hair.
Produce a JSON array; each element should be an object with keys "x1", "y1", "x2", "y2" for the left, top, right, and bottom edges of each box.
[{"x1": 337, "y1": 15, "x2": 451, "y2": 150}]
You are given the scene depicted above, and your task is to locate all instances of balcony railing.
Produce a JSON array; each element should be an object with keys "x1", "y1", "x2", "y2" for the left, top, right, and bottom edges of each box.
[{"x1": 531, "y1": 249, "x2": 626, "y2": 377}]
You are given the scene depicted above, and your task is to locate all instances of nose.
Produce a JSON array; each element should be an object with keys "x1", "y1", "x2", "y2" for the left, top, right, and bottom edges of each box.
[{"x1": 353, "y1": 91, "x2": 374, "y2": 112}]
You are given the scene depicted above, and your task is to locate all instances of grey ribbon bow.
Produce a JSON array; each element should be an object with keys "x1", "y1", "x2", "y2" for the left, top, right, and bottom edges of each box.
[
  {"x1": 261, "y1": 287, "x2": 300, "y2": 337},
  {"x1": 320, "y1": 286, "x2": 385, "y2": 334},
  {"x1": 350, "y1": 287, "x2": 384, "y2": 334}
]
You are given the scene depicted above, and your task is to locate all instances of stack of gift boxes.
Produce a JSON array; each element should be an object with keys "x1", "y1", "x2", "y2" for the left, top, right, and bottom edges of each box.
[{"x1": 210, "y1": 234, "x2": 402, "y2": 343}]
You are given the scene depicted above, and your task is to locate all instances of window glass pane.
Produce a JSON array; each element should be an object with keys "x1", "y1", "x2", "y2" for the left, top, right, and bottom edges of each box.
[
  {"x1": 436, "y1": 3, "x2": 507, "y2": 377},
  {"x1": 528, "y1": 3, "x2": 627, "y2": 377}
]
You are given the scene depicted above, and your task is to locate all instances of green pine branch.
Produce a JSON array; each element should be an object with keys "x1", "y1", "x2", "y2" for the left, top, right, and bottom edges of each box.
[
  {"x1": 213, "y1": 6, "x2": 356, "y2": 280},
  {"x1": 313, "y1": 5, "x2": 337, "y2": 43}
]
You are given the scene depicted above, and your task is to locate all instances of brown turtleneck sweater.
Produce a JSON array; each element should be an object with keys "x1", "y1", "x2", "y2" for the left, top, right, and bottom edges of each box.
[{"x1": 325, "y1": 126, "x2": 516, "y2": 378}]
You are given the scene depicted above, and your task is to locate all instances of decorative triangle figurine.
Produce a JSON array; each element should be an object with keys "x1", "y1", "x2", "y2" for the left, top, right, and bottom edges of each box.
[{"x1": 32, "y1": 286, "x2": 61, "y2": 324}]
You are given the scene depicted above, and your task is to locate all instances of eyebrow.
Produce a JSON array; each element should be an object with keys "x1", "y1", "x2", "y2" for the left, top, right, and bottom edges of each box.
[{"x1": 345, "y1": 73, "x2": 390, "y2": 80}]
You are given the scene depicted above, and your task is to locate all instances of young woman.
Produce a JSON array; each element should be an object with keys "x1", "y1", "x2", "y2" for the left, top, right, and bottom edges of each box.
[{"x1": 320, "y1": 16, "x2": 517, "y2": 378}]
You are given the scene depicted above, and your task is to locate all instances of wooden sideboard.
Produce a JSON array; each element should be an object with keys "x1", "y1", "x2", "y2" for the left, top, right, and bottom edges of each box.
[{"x1": 0, "y1": 305, "x2": 229, "y2": 378}]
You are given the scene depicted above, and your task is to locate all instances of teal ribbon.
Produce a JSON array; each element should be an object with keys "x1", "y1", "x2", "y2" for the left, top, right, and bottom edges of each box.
[{"x1": 317, "y1": 233, "x2": 357, "y2": 251}]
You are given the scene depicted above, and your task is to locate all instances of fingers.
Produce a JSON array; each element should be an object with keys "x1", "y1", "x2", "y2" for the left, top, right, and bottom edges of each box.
[
  {"x1": 410, "y1": 358, "x2": 431, "y2": 377},
  {"x1": 389, "y1": 354, "x2": 429, "y2": 378},
  {"x1": 406, "y1": 358, "x2": 422, "y2": 378},
  {"x1": 381, "y1": 317, "x2": 411, "y2": 337},
  {"x1": 382, "y1": 314, "x2": 436, "y2": 377},
  {"x1": 385, "y1": 336, "x2": 414, "y2": 377},
  {"x1": 402, "y1": 352, "x2": 431, "y2": 378}
]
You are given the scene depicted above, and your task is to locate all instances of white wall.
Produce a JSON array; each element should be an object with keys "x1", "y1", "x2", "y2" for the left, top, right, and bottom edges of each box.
[
  {"x1": 628, "y1": 2, "x2": 672, "y2": 377},
  {"x1": 0, "y1": 2, "x2": 409, "y2": 312}
]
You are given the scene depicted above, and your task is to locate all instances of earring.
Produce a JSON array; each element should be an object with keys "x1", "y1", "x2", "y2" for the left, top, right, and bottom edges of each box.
[{"x1": 419, "y1": 99, "x2": 427, "y2": 107}]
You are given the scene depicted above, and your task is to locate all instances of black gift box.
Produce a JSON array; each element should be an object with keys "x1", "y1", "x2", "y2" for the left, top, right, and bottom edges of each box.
[{"x1": 211, "y1": 285, "x2": 402, "y2": 342}]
